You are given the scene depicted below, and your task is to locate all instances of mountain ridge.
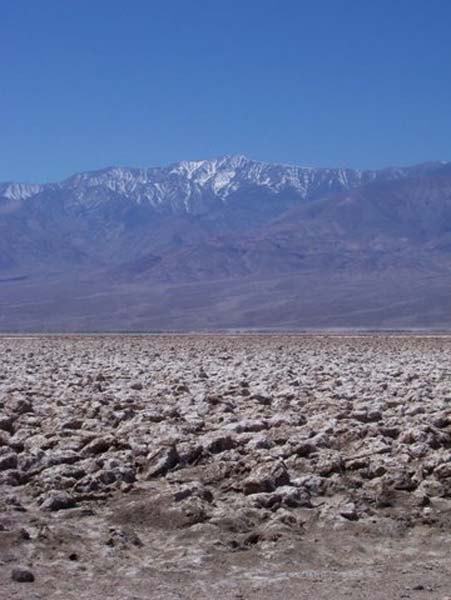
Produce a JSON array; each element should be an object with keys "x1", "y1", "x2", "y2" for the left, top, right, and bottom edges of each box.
[
  {"x1": 2, "y1": 155, "x2": 450, "y2": 209},
  {"x1": 0, "y1": 155, "x2": 450, "y2": 330}
]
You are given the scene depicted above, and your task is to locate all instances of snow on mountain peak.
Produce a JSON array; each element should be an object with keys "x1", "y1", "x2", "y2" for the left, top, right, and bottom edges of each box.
[
  {"x1": 0, "y1": 183, "x2": 43, "y2": 201},
  {"x1": 1, "y1": 156, "x2": 450, "y2": 214}
]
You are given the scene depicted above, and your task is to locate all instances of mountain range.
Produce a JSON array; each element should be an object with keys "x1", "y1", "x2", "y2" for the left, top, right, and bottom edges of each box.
[{"x1": 1, "y1": 155, "x2": 450, "y2": 331}]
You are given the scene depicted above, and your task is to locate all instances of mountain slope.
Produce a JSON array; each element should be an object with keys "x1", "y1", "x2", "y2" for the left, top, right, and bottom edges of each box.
[
  {"x1": 111, "y1": 170, "x2": 451, "y2": 282},
  {"x1": 0, "y1": 156, "x2": 450, "y2": 330}
]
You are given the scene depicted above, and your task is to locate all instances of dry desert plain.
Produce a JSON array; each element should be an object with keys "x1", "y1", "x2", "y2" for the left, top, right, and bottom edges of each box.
[{"x1": 1, "y1": 333, "x2": 451, "y2": 599}]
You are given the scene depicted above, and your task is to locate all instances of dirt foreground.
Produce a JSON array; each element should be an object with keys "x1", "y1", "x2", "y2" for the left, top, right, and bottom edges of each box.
[{"x1": 1, "y1": 333, "x2": 451, "y2": 599}]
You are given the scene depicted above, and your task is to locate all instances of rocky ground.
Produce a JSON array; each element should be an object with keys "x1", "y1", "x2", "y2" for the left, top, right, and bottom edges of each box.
[{"x1": 1, "y1": 333, "x2": 451, "y2": 599}]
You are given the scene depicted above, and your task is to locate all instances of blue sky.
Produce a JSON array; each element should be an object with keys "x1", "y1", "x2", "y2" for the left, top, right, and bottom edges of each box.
[{"x1": 1, "y1": 0, "x2": 451, "y2": 182}]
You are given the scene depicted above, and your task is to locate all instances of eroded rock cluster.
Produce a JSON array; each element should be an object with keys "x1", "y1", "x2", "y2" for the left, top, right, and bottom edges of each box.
[{"x1": 1, "y1": 334, "x2": 451, "y2": 568}]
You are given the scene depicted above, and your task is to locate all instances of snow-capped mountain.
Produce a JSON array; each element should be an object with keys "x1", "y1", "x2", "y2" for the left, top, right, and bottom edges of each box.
[
  {"x1": 0, "y1": 182, "x2": 43, "y2": 201},
  {"x1": 1, "y1": 155, "x2": 451, "y2": 331},
  {"x1": 2, "y1": 155, "x2": 448, "y2": 214}
]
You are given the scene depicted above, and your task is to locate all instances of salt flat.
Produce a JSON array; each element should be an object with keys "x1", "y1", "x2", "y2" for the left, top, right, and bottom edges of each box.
[{"x1": 1, "y1": 334, "x2": 451, "y2": 599}]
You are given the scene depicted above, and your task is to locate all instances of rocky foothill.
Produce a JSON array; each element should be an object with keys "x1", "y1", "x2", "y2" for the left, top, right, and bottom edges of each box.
[{"x1": 1, "y1": 334, "x2": 451, "y2": 599}]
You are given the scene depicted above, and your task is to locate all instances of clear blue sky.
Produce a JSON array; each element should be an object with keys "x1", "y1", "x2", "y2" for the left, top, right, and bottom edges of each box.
[{"x1": 1, "y1": 0, "x2": 451, "y2": 182}]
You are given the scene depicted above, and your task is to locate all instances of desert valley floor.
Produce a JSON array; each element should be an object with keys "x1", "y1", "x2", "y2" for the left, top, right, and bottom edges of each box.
[{"x1": 1, "y1": 333, "x2": 451, "y2": 599}]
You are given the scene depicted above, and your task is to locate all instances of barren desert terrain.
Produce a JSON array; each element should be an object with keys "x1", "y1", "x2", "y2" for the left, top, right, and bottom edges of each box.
[{"x1": 1, "y1": 334, "x2": 451, "y2": 599}]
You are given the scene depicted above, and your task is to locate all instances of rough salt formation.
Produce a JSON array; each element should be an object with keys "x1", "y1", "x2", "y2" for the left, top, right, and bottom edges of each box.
[{"x1": 1, "y1": 334, "x2": 451, "y2": 599}]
